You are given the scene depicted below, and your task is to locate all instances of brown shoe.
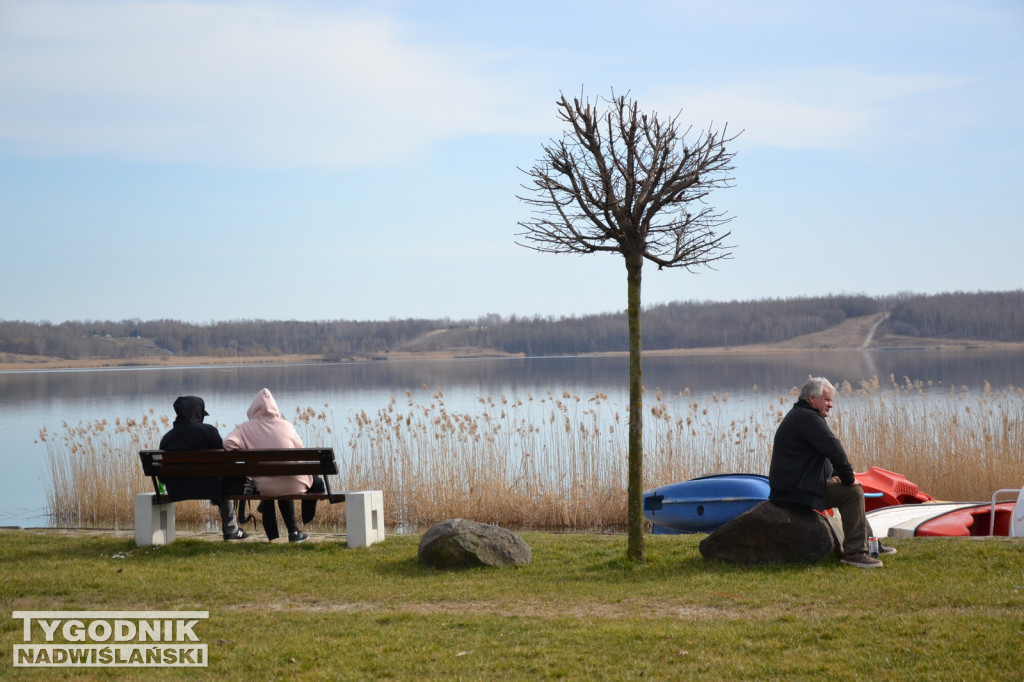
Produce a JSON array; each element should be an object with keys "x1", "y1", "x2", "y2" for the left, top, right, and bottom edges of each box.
[{"x1": 841, "y1": 552, "x2": 883, "y2": 568}]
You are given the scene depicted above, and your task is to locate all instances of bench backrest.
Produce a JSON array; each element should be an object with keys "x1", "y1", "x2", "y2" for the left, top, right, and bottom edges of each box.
[
  {"x1": 139, "y1": 448, "x2": 338, "y2": 479},
  {"x1": 139, "y1": 448, "x2": 341, "y2": 503}
]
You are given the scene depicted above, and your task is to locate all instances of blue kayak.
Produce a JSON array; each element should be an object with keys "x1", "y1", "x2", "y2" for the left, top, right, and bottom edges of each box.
[{"x1": 643, "y1": 473, "x2": 771, "y2": 534}]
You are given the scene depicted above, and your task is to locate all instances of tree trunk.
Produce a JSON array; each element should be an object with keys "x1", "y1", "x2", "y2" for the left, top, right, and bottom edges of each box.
[{"x1": 625, "y1": 251, "x2": 645, "y2": 561}]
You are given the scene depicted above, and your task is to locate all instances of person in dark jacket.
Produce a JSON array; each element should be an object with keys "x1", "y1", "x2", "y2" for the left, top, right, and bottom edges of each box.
[
  {"x1": 158, "y1": 395, "x2": 249, "y2": 541},
  {"x1": 769, "y1": 377, "x2": 894, "y2": 568}
]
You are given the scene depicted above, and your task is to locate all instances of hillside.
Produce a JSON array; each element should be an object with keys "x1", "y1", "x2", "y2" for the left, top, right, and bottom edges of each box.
[
  {"x1": 2, "y1": 291, "x2": 1022, "y2": 370},
  {"x1": 3, "y1": 316, "x2": 1021, "y2": 372}
]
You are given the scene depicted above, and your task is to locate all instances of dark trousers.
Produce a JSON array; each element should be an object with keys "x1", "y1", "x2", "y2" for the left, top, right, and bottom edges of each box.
[
  {"x1": 825, "y1": 480, "x2": 874, "y2": 554},
  {"x1": 259, "y1": 477, "x2": 326, "y2": 540}
]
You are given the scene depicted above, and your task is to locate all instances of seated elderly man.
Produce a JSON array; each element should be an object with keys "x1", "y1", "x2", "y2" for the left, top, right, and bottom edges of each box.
[{"x1": 768, "y1": 377, "x2": 895, "y2": 568}]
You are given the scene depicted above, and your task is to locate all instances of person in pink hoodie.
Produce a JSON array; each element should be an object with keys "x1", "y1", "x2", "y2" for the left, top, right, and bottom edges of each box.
[{"x1": 224, "y1": 388, "x2": 323, "y2": 542}]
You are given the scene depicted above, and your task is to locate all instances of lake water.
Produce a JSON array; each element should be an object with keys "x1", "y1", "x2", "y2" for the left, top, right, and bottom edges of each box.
[{"x1": 3, "y1": 348, "x2": 1023, "y2": 527}]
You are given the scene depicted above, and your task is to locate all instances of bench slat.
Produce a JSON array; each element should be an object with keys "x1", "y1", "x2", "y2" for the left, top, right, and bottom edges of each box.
[
  {"x1": 223, "y1": 493, "x2": 347, "y2": 503},
  {"x1": 141, "y1": 449, "x2": 334, "y2": 464},
  {"x1": 155, "y1": 462, "x2": 329, "y2": 477}
]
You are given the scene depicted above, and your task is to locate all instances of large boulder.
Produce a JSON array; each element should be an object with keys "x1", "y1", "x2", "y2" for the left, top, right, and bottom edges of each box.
[
  {"x1": 698, "y1": 501, "x2": 839, "y2": 564},
  {"x1": 418, "y1": 519, "x2": 531, "y2": 568}
]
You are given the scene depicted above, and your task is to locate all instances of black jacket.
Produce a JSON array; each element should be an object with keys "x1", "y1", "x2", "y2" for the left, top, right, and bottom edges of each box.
[
  {"x1": 768, "y1": 400, "x2": 855, "y2": 510},
  {"x1": 157, "y1": 396, "x2": 224, "y2": 502}
]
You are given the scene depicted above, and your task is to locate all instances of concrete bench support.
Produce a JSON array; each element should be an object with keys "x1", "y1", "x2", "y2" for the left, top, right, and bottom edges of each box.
[
  {"x1": 133, "y1": 490, "x2": 385, "y2": 548},
  {"x1": 346, "y1": 490, "x2": 385, "y2": 548},
  {"x1": 134, "y1": 492, "x2": 176, "y2": 546}
]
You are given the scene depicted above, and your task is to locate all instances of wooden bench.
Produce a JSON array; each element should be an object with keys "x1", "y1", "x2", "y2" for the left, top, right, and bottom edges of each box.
[{"x1": 135, "y1": 448, "x2": 384, "y2": 548}]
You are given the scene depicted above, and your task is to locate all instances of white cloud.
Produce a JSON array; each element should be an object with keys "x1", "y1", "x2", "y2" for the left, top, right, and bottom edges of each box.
[
  {"x1": 0, "y1": 0, "x2": 546, "y2": 167},
  {"x1": 0, "y1": 0, "x2": 989, "y2": 168},
  {"x1": 649, "y1": 69, "x2": 969, "y2": 151}
]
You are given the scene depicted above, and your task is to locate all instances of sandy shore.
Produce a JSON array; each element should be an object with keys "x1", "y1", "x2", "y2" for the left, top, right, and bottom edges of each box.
[{"x1": 0, "y1": 349, "x2": 521, "y2": 372}]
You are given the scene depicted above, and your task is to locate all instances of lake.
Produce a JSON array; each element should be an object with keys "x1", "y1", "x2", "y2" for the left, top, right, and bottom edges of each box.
[{"x1": 3, "y1": 348, "x2": 1023, "y2": 527}]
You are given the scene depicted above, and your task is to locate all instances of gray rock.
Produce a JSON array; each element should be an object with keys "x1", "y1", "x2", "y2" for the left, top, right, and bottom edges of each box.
[
  {"x1": 698, "y1": 501, "x2": 839, "y2": 564},
  {"x1": 418, "y1": 518, "x2": 531, "y2": 568}
]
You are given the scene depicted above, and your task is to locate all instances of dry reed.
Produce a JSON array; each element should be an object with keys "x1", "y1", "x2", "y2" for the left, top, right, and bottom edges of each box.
[
  {"x1": 833, "y1": 375, "x2": 1024, "y2": 502},
  {"x1": 39, "y1": 411, "x2": 233, "y2": 529},
  {"x1": 42, "y1": 377, "x2": 1024, "y2": 532}
]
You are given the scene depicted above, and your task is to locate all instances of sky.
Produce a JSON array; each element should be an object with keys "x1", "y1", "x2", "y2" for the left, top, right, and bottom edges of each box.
[{"x1": 1, "y1": 0, "x2": 1022, "y2": 324}]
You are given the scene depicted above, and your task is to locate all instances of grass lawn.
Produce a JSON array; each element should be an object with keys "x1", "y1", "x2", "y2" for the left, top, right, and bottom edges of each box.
[{"x1": 2, "y1": 529, "x2": 1022, "y2": 680}]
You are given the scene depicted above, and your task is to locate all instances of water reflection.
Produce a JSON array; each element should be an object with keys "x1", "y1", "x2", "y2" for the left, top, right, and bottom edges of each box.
[{"x1": 4, "y1": 348, "x2": 1023, "y2": 405}]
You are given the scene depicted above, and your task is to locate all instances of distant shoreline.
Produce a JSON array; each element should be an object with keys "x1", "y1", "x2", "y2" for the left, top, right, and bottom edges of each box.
[
  {"x1": 5, "y1": 311, "x2": 1023, "y2": 372},
  {"x1": 2, "y1": 338, "x2": 1022, "y2": 372}
]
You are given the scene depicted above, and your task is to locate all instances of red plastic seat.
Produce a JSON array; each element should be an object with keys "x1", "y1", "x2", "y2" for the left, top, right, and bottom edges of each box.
[{"x1": 857, "y1": 466, "x2": 936, "y2": 511}]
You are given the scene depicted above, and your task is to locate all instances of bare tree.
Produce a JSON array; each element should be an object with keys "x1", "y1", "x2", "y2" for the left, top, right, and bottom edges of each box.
[{"x1": 517, "y1": 91, "x2": 738, "y2": 561}]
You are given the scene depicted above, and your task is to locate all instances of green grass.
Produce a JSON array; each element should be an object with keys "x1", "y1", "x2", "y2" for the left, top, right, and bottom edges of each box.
[{"x1": 2, "y1": 530, "x2": 1022, "y2": 680}]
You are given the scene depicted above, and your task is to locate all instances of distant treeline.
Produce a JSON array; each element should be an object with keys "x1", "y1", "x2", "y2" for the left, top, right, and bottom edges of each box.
[
  {"x1": 886, "y1": 290, "x2": 1024, "y2": 343},
  {"x1": 0, "y1": 318, "x2": 438, "y2": 360},
  {"x1": 2, "y1": 290, "x2": 1022, "y2": 360}
]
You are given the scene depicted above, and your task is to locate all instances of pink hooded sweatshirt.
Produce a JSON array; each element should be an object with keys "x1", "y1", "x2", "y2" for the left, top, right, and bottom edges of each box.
[{"x1": 223, "y1": 388, "x2": 312, "y2": 496}]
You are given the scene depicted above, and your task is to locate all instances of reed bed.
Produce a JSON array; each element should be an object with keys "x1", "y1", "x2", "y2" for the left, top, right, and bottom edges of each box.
[
  {"x1": 41, "y1": 377, "x2": 1024, "y2": 532},
  {"x1": 38, "y1": 411, "x2": 225, "y2": 528},
  {"x1": 833, "y1": 375, "x2": 1024, "y2": 502}
]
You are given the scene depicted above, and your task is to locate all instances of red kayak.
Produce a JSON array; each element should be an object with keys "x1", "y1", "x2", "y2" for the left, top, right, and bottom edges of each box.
[
  {"x1": 916, "y1": 502, "x2": 1017, "y2": 537},
  {"x1": 856, "y1": 466, "x2": 936, "y2": 511},
  {"x1": 867, "y1": 501, "x2": 1021, "y2": 537}
]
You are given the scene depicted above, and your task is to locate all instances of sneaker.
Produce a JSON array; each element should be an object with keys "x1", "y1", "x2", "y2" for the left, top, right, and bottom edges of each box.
[
  {"x1": 877, "y1": 542, "x2": 897, "y2": 555},
  {"x1": 840, "y1": 552, "x2": 883, "y2": 569},
  {"x1": 288, "y1": 531, "x2": 309, "y2": 544},
  {"x1": 223, "y1": 528, "x2": 249, "y2": 541}
]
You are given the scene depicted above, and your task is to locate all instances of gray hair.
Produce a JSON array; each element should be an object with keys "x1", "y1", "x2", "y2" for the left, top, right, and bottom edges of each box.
[{"x1": 799, "y1": 377, "x2": 835, "y2": 401}]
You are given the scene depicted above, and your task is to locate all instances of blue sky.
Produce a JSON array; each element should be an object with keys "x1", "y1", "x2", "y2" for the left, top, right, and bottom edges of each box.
[{"x1": 1, "y1": 0, "x2": 1021, "y2": 324}]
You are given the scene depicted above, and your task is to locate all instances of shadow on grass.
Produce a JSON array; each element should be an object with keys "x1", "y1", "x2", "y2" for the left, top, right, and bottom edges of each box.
[
  {"x1": 579, "y1": 545, "x2": 842, "y2": 580},
  {"x1": 374, "y1": 555, "x2": 434, "y2": 577},
  {"x1": 131, "y1": 537, "x2": 341, "y2": 560}
]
